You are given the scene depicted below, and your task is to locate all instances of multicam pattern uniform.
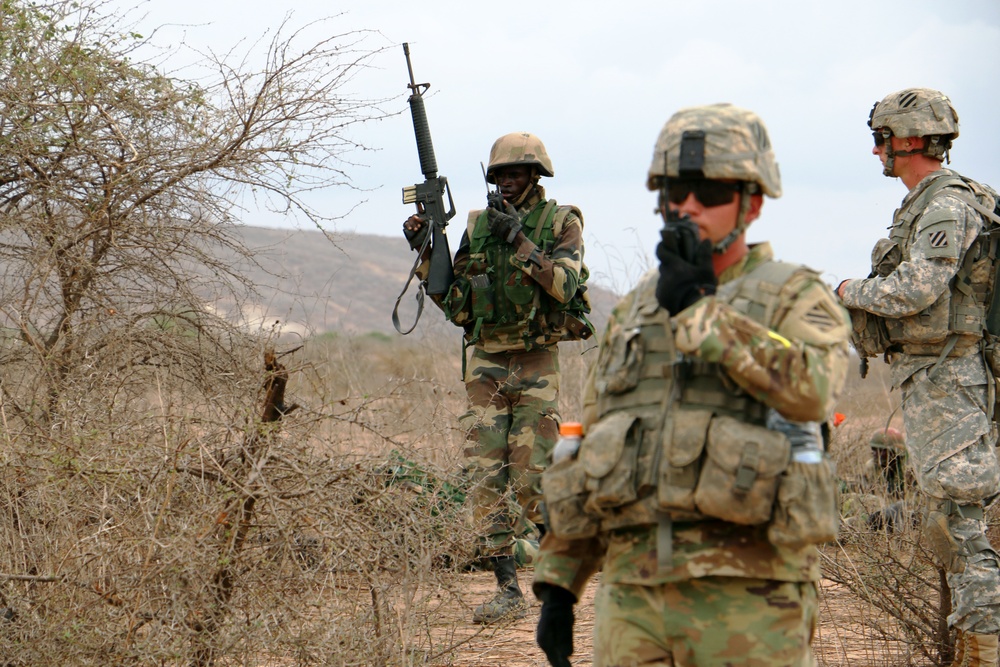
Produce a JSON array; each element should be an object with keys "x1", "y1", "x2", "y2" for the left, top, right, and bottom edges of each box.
[
  {"x1": 840, "y1": 169, "x2": 1000, "y2": 634},
  {"x1": 419, "y1": 184, "x2": 586, "y2": 556},
  {"x1": 534, "y1": 243, "x2": 851, "y2": 666}
]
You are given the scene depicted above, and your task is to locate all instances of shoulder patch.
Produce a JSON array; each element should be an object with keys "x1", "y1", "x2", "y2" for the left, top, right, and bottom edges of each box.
[
  {"x1": 775, "y1": 279, "x2": 851, "y2": 346},
  {"x1": 927, "y1": 229, "x2": 949, "y2": 248},
  {"x1": 801, "y1": 302, "x2": 842, "y2": 332},
  {"x1": 917, "y1": 209, "x2": 962, "y2": 260}
]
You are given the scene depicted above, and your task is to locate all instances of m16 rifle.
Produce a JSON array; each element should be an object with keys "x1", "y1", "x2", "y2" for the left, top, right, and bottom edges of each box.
[{"x1": 393, "y1": 43, "x2": 456, "y2": 335}]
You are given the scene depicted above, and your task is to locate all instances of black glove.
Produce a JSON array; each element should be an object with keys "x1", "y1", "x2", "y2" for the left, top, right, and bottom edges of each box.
[
  {"x1": 536, "y1": 584, "x2": 576, "y2": 667},
  {"x1": 486, "y1": 203, "x2": 522, "y2": 243},
  {"x1": 655, "y1": 224, "x2": 716, "y2": 315},
  {"x1": 403, "y1": 216, "x2": 429, "y2": 251}
]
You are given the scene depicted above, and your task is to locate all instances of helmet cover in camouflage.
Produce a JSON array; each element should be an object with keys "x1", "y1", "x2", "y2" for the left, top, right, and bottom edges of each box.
[
  {"x1": 868, "y1": 88, "x2": 959, "y2": 141},
  {"x1": 869, "y1": 427, "x2": 906, "y2": 452},
  {"x1": 646, "y1": 103, "x2": 782, "y2": 198},
  {"x1": 486, "y1": 132, "x2": 554, "y2": 182}
]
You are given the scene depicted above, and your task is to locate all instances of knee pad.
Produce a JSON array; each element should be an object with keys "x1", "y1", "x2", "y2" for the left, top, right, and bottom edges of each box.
[{"x1": 923, "y1": 505, "x2": 965, "y2": 573}]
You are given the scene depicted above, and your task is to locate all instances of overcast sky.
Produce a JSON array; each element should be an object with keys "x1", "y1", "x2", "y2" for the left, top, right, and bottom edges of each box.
[{"x1": 119, "y1": 0, "x2": 1000, "y2": 293}]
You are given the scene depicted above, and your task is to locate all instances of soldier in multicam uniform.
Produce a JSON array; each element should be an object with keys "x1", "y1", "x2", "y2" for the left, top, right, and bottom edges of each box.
[
  {"x1": 532, "y1": 104, "x2": 850, "y2": 667},
  {"x1": 403, "y1": 132, "x2": 593, "y2": 624},
  {"x1": 838, "y1": 88, "x2": 1000, "y2": 667}
]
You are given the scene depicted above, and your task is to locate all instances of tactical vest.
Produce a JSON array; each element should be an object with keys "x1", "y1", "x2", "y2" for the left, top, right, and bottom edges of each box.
[
  {"x1": 544, "y1": 260, "x2": 831, "y2": 541},
  {"x1": 884, "y1": 171, "x2": 993, "y2": 355},
  {"x1": 459, "y1": 198, "x2": 594, "y2": 350}
]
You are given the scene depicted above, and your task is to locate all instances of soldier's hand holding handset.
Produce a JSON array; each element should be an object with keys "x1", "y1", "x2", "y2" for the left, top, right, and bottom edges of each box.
[
  {"x1": 486, "y1": 201, "x2": 523, "y2": 244},
  {"x1": 655, "y1": 213, "x2": 717, "y2": 315}
]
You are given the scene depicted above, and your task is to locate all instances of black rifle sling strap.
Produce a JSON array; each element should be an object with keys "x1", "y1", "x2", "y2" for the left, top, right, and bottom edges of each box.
[{"x1": 392, "y1": 231, "x2": 432, "y2": 335}]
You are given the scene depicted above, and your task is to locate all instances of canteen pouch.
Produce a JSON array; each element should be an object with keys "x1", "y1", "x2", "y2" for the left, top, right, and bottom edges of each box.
[
  {"x1": 657, "y1": 408, "x2": 712, "y2": 513},
  {"x1": 541, "y1": 458, "x2": 598, "y2": 540},
  {"x1": 768, "y1": 457, "x2": 840, "y2": 548},
  {"x1": 694, "y1": 416, "x2": 790, "y2": 525},
  {"x1": 443, "y1": 277, "x2": 471, "y2": 324},
  {"x1": 468, "y1": 273, "x2": 494, "y2": 320},
  {"x1": 580, "y1": 412, "x2": 643, "y2": 511}
]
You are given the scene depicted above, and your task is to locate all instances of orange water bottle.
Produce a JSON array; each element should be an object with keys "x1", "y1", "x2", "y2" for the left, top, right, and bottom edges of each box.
[{"x1": 551, "y1": 422, "x2": 583, "y2": 464}]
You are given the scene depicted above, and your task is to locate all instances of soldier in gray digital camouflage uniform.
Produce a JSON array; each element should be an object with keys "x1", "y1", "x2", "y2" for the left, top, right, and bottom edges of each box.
[
  {"x1": 403, "y1": 132, "x2": 594, "y2": 624},
  {"x1": 838, "y1": 88, "x2": 1000, "y2": 667},
  {"x1": 532, "y1": 104, "x2": 850, "y2": 667}
]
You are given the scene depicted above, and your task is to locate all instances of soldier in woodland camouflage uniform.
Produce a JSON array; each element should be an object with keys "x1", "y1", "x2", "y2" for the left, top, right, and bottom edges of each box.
[
  {"x1": 532, "y1": 105, "x2": 850, "y2": 667},
  {"x1": 869, "y1": 427, "x2": 908, "y2": 500},
  {"x1": 838, "y1": 88, "x2": 1000, "y2": 667},
  {"x1": 403, "y1": 132, "x2": 593, "y2": 624}
]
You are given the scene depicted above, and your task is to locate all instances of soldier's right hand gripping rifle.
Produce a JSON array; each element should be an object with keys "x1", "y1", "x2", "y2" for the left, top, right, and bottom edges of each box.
[{"x1": 393, "y1": 43, "x2": 456, "y2": 335}]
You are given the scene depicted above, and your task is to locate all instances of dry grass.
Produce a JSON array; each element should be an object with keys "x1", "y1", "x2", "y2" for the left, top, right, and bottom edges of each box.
[{"x1": 0, "y1": 331, "x2": 983, "y2": 666}]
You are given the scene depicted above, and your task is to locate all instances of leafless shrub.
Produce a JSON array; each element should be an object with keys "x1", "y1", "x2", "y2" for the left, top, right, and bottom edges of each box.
[{"x1": 819, "y1": 358, "x2": 957, "y2": 667}]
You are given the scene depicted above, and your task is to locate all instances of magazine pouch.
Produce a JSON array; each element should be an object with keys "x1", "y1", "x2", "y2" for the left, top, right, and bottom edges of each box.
[
  {"x1": 580, "y1": 412, "x2": 643, "y2": 511},
  {"x1": 768, "y1": 457, "x2": 840, "y2": 547},
  {"x1": 694, "y1": 416, "x2": 790, "y2": 525}
]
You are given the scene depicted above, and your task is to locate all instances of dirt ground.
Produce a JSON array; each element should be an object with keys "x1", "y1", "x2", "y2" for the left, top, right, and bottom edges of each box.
[{"x1": 428, "y1": 569, "x2": 912, "y2": 667}]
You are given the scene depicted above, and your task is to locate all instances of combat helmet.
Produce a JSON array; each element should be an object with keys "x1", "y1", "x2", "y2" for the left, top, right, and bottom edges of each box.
[
  {"x1": 647, "y1": 104, "x2": 781, "y2": 252},
  {"x1": 868, "y1": 88, "x2": 959, "y2": 175},
  {"x1": 869, "y1": 427, "x2": 905, "y2": 452},
  {"x1": 486, "y1": 132, "x2": 554, "y2": 183},
  {"x1": 647, "y1": 103, "x2": 781, "y2": 198}
]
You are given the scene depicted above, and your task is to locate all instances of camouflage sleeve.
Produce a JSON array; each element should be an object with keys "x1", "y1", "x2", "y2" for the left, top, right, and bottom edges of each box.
[
  {"x1": 415, "y1": 230, "x2": 472, "y2": 324},
  {"x1": 508, "y1": 210, "x2": 584, "y2": 304},
  {"x1": 840, "y1": 194, "x2": 980, "y2": 317},
  {"x1": 531, "y1": 532, "x2": 606, "y2": 601},
  {"x1": 673, "y1": 274, "x2": 851, "y2": 422}
]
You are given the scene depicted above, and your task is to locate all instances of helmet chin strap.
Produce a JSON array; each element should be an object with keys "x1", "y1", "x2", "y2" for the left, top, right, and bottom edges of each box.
[
  {"x1": 880, "y1": 130, "x2": 925, "y2": 178},
  {"x1": 712, "y1": 185, "x2": 754, "y2": 254},
  {"x1": 508, "y1": 167, "x2": 541, "y2": 207}
]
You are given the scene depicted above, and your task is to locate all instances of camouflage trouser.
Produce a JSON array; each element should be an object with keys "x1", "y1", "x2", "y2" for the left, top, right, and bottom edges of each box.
[
  {"x1": 460, "y1": 346, "x2": 560, "y2": 557},
  {"x1": 592, "y1": 577, "x2": 818, "y2": 666},
  {"x1": 900, "y1": 357, "x2": 1000, "y2": 633}
]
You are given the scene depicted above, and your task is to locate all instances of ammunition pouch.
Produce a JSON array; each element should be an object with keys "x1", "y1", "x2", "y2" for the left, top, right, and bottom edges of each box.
[
  {"x1": 847, "y1": 238, "x2": 898, "y2": 361},
  {"x1": 443, "y1": 277, "x2": 471, "y2": 325},
  {"x1": 768, "y1": 458, "x2": 840, "y2": 548},
  {"x1": 871, "y1": 238, "x2": 902, "y2": 278},
  {"x1": 541, "y1": 456, "x2": 598, "y2": 540},
  {"x1": 468, "y1": 273, "x2": 494, "y2": 320},
  {"x1": 694, "y1": 415, "x2": 790, "y2": 525},
  {"x1": 850, "y1": 309, "x2": 892, "y2": 359},
  {"x1": 544, "y1": 408, "x2": 839, "y2": 546}
]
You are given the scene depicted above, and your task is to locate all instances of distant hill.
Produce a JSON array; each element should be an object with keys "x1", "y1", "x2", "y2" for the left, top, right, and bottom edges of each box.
[{"x1": 228, "y1": 226, "x2": 621, "y2": 339}]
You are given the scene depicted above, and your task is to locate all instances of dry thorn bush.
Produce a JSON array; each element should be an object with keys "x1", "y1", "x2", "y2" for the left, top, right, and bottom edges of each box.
[{"x1": 815, "y1": 356, "x2": 999, "y2": 667}]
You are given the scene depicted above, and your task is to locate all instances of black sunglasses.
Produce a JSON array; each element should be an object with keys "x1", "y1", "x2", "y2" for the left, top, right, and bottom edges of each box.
[
  {"x1": 872, "y1": 130, "x2": 890, "y2": 148},
  {"x1": 666, "y1": 179, "x2": 742, "y2": 208}
]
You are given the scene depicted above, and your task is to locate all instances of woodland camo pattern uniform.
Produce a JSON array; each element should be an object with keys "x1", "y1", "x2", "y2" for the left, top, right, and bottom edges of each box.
[{"x1": 417, "y1": 182, "x2": 589, "y2": 556}]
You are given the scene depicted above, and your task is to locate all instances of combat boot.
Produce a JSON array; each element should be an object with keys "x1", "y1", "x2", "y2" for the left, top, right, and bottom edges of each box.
[
  {"x1": 954, "y1": 633, "x2": 998, "y2": 667},
  {"x1": 472, "y1": 556, "x2": 527, "y2": 624},
  {"x1": 953, "y1": 630, "x2": 968, "y2": 667}
]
